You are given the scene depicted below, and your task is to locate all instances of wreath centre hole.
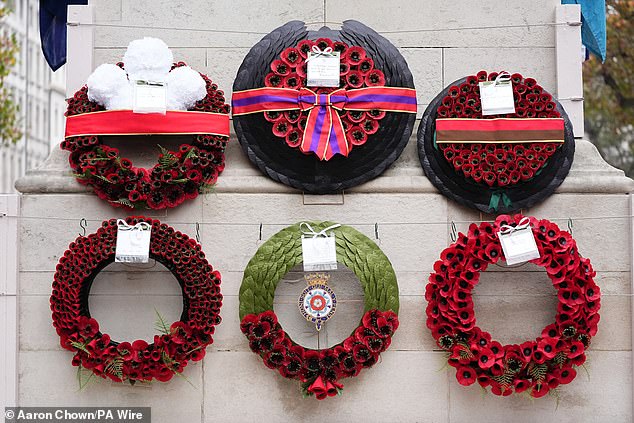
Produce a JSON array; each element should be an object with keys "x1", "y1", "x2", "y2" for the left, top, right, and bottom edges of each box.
[
  {"x1": 472, "y1": 262, "x2": 559, "y2": 345},
  {"x1": 273, "y1": 264, "x2": 364, "y2": 349},
  {"x1": 88, "y1": 261, "x2": 184, "y2": 343},
  {"x1": 102, "y1": 135, "x2": 191, "y2": 169}
]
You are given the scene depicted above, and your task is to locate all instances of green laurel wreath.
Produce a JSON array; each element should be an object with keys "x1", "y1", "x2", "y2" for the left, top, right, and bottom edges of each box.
[{"x1": 239, "y1": 221, "x2": 399, "y2": 319}]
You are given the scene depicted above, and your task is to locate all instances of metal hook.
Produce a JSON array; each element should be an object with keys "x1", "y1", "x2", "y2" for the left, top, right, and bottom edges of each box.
[
  {"x1": 450, "y1": 221, "x2": 457, "y2": 243},
  {"x1": 195, "y1": 222, "x2": 201, "y2": 243},
  {"x1": 259, "y1": 223, "x2": 263, "y2": 241},
  {"x1": 79, "y1": 218, "x2": 87, "y2": 237},
  {"x1": 567, "y1": 218, "x2": 573, "y2": 236},
  {"x1": 374, "y1": 223, "x2": 380, "y2": 240}
]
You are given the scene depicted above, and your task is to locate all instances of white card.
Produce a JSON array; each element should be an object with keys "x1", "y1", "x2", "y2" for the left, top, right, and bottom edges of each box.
[
  {"x1": 307, "y1": 51, "x2": 340, "y2": 87},
  {"x1": 498, "y1": 227, "x2": 540, "y2": 265},
  {"x1": 479, "y1": 74, "x2": 516, "y2": 116},
  {"x1": 115, "y1": 221, "x2": 152, "y2": 263},
  {"x1": 133, "y1": 80, "x2": 167, "y2": 114},
  {"x1": 302, "y1": 235, "x2": 338, "y2": 271}
]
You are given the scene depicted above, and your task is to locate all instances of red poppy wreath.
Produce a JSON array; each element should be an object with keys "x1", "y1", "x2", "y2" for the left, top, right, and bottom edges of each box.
[
  {"x1": 436, "y1": 71, "x2": 564, "y2": 188},
  {"x1": 418, "y1": 70, "x2": 575, "y2": 215},
  {"x1": 232, "y1": 37, "x2": 416, "y2": 161},
  {"x1": 62, "y1": 38, "x2": 230, "y2": 210},
  {"x1": 231, "y1": 20, "x2": 417, "y2": 194},
  {"x1": 425, "y1": 214, "x2": 600, "y2": 398},
  {"x1": 51, "y1": 217, "x2": 222, "y2": 383},
  {"x1": 239, "y1": 222, "x2": 400, "y2": 400}
]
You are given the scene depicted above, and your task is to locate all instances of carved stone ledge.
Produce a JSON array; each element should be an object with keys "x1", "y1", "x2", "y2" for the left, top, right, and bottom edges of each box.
[{"x1": 15, "y1": 135, "x2": 633, "y2": 195}]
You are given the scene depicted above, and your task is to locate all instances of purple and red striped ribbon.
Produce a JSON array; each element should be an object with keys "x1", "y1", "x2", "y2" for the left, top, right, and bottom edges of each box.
[{"x1": 232, "y1": 86, "x2": 417, "y2": 161}]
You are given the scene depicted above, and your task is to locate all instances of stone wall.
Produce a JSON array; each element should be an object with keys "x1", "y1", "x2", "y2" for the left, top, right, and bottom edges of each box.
[{"x1": 14, "y1": 1, "x2": 634, "y2": 422}]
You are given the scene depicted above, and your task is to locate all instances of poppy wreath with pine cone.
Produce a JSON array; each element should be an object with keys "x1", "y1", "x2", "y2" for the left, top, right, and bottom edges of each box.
[
  {"x1": 51, "y1": 217, "x2": 222, "y2": 383},
  {"x1": 62, "y1": 62, "x2": 230, "y2": 210},
  {"x1": 425, "y1": 215, "x2": 600, "y2": 398}
]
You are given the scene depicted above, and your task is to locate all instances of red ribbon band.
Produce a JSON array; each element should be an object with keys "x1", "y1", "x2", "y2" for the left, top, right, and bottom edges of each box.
[
  {"x1": 65, "y1": 110, "x2": 231, "y2": 139},
  {"x1": 436, "y1": 118, "x2": 565, "y2": 144},
  {"x1": 232, "y1": 86, "x2": 417, "y2": 160}
]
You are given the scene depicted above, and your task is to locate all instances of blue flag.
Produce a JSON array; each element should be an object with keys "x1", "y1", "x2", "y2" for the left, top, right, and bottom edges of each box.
[
  {"x1": 562, "y1": 0, "x2": 607, "y2": 61},
  {"x1": 39, "y1": 0, "x2": 89, "y2": 71}
]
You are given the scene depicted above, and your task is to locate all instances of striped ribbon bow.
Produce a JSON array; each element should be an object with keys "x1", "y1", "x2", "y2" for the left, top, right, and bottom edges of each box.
[{"x1": 232, "y1": 86, "x2": 417, "y2": 161}]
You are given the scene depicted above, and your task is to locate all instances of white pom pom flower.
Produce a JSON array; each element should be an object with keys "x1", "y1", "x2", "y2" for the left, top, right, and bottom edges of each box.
[
  {"x1": 123, "y1": 37, "x2": 173, "y2": 82},
  {"x1": 166, "y1": 66, "x2": 207, "y2": 110},
  {"x1": 87, "y1": 63, "x2": 132, "y2": 110}
]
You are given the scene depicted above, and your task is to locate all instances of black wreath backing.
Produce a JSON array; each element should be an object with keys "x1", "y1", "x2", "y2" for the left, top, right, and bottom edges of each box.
[
  {"x1": 418, "y1": 77, "x2": 575, "y2": 214},
  {"x1": 232, "y1": 20, "x2": 416, "y2": 194}
]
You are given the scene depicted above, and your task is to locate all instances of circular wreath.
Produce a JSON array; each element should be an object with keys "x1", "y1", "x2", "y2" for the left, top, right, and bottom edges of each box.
[
  {"x1": 425, "y1": 214, "x2": 600, "y2": 398},
  {"x1": 262, "y1": 38, "x2": 387, "y2": 150},
  {"x1": 239, "y1": 222, "x2": 400, "y2": 400},
  {"x1": 233, "y1": 20, "x2": 416, "y2": 194},
  {"x1": 61, "y1": 62, "x2": 230, "y2": 210},
  {"x1": 50, "y1": 217, "x2": 223, "y2": 383},
  {"x1": 418, "y1": 71, "x2": 575, "y2": 213}
]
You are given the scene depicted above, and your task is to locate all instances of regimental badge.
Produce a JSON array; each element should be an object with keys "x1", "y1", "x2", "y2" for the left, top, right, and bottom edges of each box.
[{"x1": 298, "y1": 273, "x2": 337, "y2": 331}]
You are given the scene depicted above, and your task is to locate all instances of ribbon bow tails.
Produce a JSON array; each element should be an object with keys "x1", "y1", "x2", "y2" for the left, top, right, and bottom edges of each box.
[
  {"x1": 117, "y1": 219, "x2": 152, "y2": 232},
  {"x1": 232, "y1": 85, "x2": 417, "y2": 161},
  {"x1": 299, "y1": 222, "x2": 342, "y2": 238},
  {"x1": 498, "y1": 216, "x2": 532, "y2": 235}
]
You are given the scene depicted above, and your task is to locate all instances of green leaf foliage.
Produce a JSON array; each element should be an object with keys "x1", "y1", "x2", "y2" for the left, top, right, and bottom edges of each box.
[{"x1": 238, "y1": 222, "x2": 399, "y2": 320}]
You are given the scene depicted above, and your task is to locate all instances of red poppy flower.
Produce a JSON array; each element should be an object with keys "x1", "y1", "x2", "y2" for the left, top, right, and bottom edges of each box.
[
  {"x1": 296, "y1": 39, "x2": 314, "y2": 58},
  {"x1": 365, "y1": 69, "x2": 386, "y2": 86},
  {"x1": 483, "y1": 243, "x2": 501, "y2": 261},
  {"x1": 476, "y1": 375, "x2": 491, "y2": 388},
  {"x1": 476, "y1": 70, "x2": 488, "y2": 82},
  {"x1": 361, "y1": 119, "x2": 380, "y2": 135},
  {"x1": 346, "y1": 71, "x2": 364, "y2": 88},
  {"x1": 263, "y1": 346, "x2": 288, "y2": 369},
  {"x1": 285, "y1": 129, "x2": 303, "y2": 148},
  {"x1": 77, "y1": 316, "x2": 99, "y2": 338},
  {"x1": 352, "y1": 344, "x2": 373, "y2": 363},
  {"x1": 280, "y1": 47, "x2": 301, "y2": 66},
  {"x1": 272, "y1": 120, "x2": 291, "y2": 137},
  {"x1": 457, "y1": 307, "x2": 475, "y2": 326},
  {"x1": 366, "y1": 109, "x2": 386, "y2": 120},
  {"x1": 483, "y1": 171, "x2": 496, "y2": 187},
  {"x1": 315, "y1": 38, "x2": 334, "y2": 51},
  {"x1": 536, "y1": 337, "x2": 558, "y2": 359},
  {"x1": 491, "y1": 382, "x2": 513, "y2": 396},
  {"x1": 519, "y1": 341, "x2": 535, "y2": 361},
  {"x1": 558, "y1": 287, "x2": 585, "y2": 306},
  {"x1": 456, "y1": 366, "x2": 477, "y2": 386},
  {"x1": 358, "y1": 58, "x2": 375, "y2": 74},
  {"x1": 283, "y1": 73, "x2": 301, "y2": 89},
  {"x1": 346, "y1": 46, "x2": 366, "y2": 65},
  {"x1": 270, "y1": 59, "x2": 290, "y2": 76},
  {"x1": 559, "y1": 366, "x2": 577, "y2": 384},
  {"x1": 348, "y1": 126, "x2": 368, "y2": 146},
  {"x1": 346, "y1": 110, "x2": 366, "y2": 123},
  {"x1": 476, "y1": 347, "x2": 496, "y2": 369},
  {"x1": 530, "y1": 382, "x2": 550, "y2": 398}
]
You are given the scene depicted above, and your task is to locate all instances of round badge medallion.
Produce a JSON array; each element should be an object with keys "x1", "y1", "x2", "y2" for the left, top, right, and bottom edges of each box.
[{"x1": 298, "y1": 273, "x2": 337, "y2": 331}]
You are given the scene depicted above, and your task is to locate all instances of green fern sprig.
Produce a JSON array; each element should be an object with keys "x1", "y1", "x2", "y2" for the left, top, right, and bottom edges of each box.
[
  {"x1": 76, "y1": 364, "x2": 96, "y2": 391},
  {"x1": 70, "y1": 340, "x2": 91, "y2": 356},
  {"x1": 113, "y1": 198, "x2": 135, "y2": 208},
  {"x1": 158, "y1": 145, "x2": 178, "y2": 169},
  {"x1": 154, "y1": 308, "x2": 171, "y2": 335},
  {"x1": 105, "y1": 357, "x2": 124, "y2": 380},
  {"x1": 183, "y1": 148, "x2": 198, "y2": 161},
  {"x1": 528, "y1": 362, "x2": 548, "y2": 384}
]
